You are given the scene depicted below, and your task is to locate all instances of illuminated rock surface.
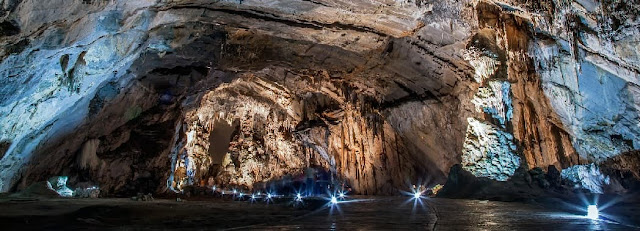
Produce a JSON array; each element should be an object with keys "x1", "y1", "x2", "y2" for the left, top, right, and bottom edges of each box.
[
  {"x1": 561, "y1": 163, "x2": 611, "y2": 194},
  {"x1": 0, "y1": 0, "x2": 638, "y2": 197}
]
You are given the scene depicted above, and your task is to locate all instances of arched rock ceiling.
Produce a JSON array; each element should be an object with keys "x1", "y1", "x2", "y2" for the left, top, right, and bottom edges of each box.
[{"x1": 0, "y1": 0, "x2": 638, "y2": 194}]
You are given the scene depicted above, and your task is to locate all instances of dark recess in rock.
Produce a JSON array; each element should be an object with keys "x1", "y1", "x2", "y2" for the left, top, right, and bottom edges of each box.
[
  {"x1": 0, "y1": 140, "x2": 10, "y2": 160},
  {"x1": 89, "y1": 82, "x2": 120, "y2": 116},
  {"x1": 0, "y1": 20, "x2": 19, "y2": 37},
  {"x1": 4, "y1": 38, "x2": 29, "y2": 55},
  {"x1": 93, "y1": 108, "x2": 179, "y2": 196},
  {"x1": 208, "y1": 120, "x2": 235, "y2": 165}
]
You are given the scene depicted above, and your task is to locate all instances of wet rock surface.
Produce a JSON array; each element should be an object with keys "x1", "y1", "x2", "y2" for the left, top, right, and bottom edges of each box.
[{"x1": 0, "y1": 197, "x2": 638, "y2": 230}]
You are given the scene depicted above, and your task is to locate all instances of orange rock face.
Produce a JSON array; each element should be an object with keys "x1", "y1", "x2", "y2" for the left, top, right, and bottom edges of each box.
[{"x1": 472, "y1": 2, "x2": 583, "y2": 173}]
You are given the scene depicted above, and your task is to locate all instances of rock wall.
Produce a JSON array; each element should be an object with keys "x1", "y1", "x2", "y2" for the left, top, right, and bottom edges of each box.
[
  {"x1": 470, "y1": 1, "x2": 584, "y2": 174},
  {"x1": 0, "y1": 0, "x2": 638, "y2": 195},
  {"x1": 460, "y1": 0, "x2": 640, "y2": 180}
]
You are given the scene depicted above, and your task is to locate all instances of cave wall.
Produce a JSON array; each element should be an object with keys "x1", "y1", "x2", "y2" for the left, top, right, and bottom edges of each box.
[
  {"x1": 459, "y1": 0, "x2": 640, "y2": 178},
  {"x1": 468, "y1": 2, "x2": 583, "y2": 173},
  {"x1": 0, "y1": 0, "x2": 638, "y2": 195},
  {"x1": 167, "y1": 31, "x2": 470, "y2": 194}
]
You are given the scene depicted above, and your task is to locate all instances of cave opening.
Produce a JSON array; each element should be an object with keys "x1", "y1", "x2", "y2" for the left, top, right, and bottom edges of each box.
[{"x1": 208, "y1": 120, "x2": 236, "y2": 167}]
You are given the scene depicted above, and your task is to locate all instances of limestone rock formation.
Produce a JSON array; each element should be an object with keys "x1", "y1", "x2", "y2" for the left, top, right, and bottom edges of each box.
[{"x1": 0, "y1": 0, "x2": 638, "y2": 195}]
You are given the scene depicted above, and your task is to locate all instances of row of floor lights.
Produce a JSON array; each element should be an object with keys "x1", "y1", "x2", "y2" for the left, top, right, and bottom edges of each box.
[
  {"x1": 214, "y1": 184, "x2": 606, "y2": 225},
  {"x1": 209, "y1": 186, "x2": 349, "y2": 205}
]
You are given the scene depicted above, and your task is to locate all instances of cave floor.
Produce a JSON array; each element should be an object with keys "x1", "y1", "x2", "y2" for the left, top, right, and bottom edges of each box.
[{"x1": 0, "y1": 196, "x2": 638, "y2": 230}]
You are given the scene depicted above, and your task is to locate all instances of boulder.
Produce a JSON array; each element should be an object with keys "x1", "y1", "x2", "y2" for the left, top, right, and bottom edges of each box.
[
  {"x1": 47, "y1": 176, "x2": 73, "y2": 197},
  {"x1": 437, "y1": 164, "x2": 494, "y2": 199}
]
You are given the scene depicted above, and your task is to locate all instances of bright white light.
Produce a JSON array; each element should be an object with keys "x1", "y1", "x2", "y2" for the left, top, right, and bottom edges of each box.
[
  {"x1": 251, "y1": 194, "x2": 256, "y2": 199},
  {"x1": 267, "y1": 193, "x2": 272, "y2": 199},
  {"x1": 587, "y1": 205, "x2": 599, "y2": 220},
  {"x1": 239, "y1": 193, "x2": 243, "y2": 197},
  {"x1": 331, "y1": 196, "x2": 338, "y2": 204},
  {"x1": 296, "y1": 193, "x2": 302, "y2": 201},
  {"x1": 339, "y1": 192, "x2": 345, "y2": 198},
  {"x1": 212, "y1": 186, "x2": 217, "y2": 190},
  {"x1": 233, "y1": 189, "x2": 237, "y2": 194},
  {"x1": 414, "y1": 192, "x2": 422, "y2": 199}
]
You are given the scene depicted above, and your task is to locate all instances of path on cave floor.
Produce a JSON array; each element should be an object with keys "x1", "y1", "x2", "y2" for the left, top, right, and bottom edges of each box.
[{"x1": 244, "y1": 197, "x2": 638, "y2": 230}]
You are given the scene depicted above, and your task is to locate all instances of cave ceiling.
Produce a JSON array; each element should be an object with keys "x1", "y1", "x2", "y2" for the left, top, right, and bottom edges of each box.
[{"x1": 0, "y1": 0, "x2": 638, "y2": 195}]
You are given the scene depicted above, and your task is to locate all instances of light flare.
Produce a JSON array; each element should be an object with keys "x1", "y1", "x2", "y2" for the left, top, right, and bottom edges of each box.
[{"x1": 587, "y1": 205, "x2": 599, "y2": 220}]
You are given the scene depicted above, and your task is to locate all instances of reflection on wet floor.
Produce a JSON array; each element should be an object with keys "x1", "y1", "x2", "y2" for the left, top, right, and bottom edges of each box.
[
  {"x1": 0, "y1": 197, "x2": 638, "y2": 230},
  {"x1": 248, "y1": 197, "x2": 639, "y2": 230}
]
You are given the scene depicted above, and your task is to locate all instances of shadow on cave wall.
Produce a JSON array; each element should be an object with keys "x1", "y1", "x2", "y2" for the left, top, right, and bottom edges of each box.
[
  {"x1": 12, "y1": 19, "x2": 466, "y2": 196},
  {"x1": 12, "y1": 23, "x2": 229, "y2": 195}
]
